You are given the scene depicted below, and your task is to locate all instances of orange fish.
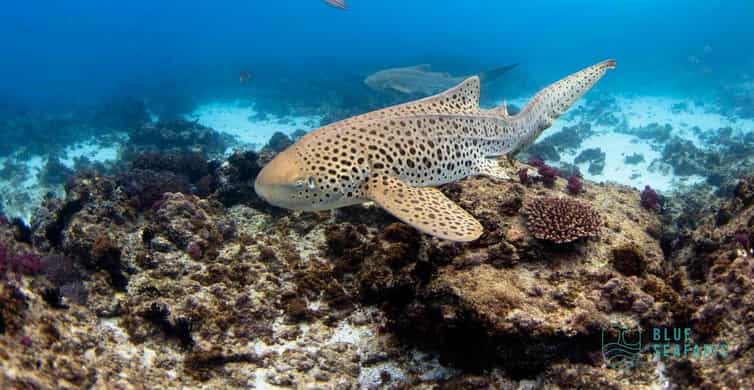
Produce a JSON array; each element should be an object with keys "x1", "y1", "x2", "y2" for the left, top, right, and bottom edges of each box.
[
  {"x1": 239, "y1": 71, "x2": 250, "y2": 84},
  {"x1": 323, "y1": 0, "x2": 347, "y2": 10}
]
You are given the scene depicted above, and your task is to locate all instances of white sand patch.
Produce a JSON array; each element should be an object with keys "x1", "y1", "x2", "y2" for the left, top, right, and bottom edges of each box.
[
  {"x1": 517, "y1": 94, "x2": 747, "y2": 193},
  {"x1": 0, "y1": 136, "x2": 122, "y2": 222},
  {"x1": 559, "y1": 132, "x2": 705, "y2": 192},
  {"x1": 61, "y1": 139, "x2": 120, "y2": 168},
  {"x1": 0, "y1": 154, "x2": 48, "y2": 222},
  {"x1": 186, "y1": 100, "x2": 321, "y2": 151},
  {"x1": 617, "y1": 95, "x2": 754, "y2": 133}
]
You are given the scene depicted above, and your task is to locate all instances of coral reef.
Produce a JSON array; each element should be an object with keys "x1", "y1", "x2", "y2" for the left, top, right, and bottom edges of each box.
[
  {"x1": 2, "y1": 145, "x2": 754, "y2": 388},
  {"x1": 124, "y1": 120, "x2": 231, "y2": 159},
  {"x1": 263, "y1": 132, "x2": 295, "y2": 153},
  {"x1": 38, "y1": 156, "x2": 74, "y2": 186},
  {"x1": 524, "y1": 196, "x2": 602, "y2": 243},
  {"x1": 640, "y1": 185, "x2": 661, "y2": 212},
  {"x1": 574, "y1": 147, "x2": 606, "y2": 175},
  {"x1": 566, "y1": 175, "x2": 584, "y2": 194}
]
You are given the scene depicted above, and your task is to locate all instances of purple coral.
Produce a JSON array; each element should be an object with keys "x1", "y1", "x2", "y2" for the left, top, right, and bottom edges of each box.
[
  {"x1": 527, "y1": 155, "x2": 546, "y2": 169},
  {"x1": 566, "y1": 176, "x2": 583, "y2": 194},
  {"x1": 0, "y1": 243, "x2": 8, "y2": 274},
  {"x1": 0, "y1": 245, "x2": 41, "y2": 281},
  {"x1": 19, "y1": 335, "x2": 32, "y2": 347},
  {"x1": 11, "y1": 253, "x2": 41, "y2": 281},
  {"x1": 640, "y1": 185, "x2": 660, "y2": 212},
  {"x1": 186, "y1": 242, "x2": 203, "y2": 260},
  {"x1": 538, "y1": 165, "x2": 559, "y2": 187},
  {"x1": 735, "y1": 232, "x2": 750, "y2": 251},
  {"x1": 517, "y1": 168, "x2": 530, "y2": 185}
]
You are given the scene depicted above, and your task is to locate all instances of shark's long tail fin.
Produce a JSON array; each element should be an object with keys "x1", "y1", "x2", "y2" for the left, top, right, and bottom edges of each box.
[
  {"x1": 502, "y1": 59, "x2": 615, "y2": 155},
  {"x1": 517, "y1": 59, "x2": 615, "y2": 126},
  {"x1": 478, "y1": 62, "x2": 520, "y2": 84}
]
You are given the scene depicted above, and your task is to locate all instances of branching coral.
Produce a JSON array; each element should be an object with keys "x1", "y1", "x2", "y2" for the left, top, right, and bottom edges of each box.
[
  {"x1": 0, "y1": 243, "x2": 41, "y2": 281},
  {"x1": 566, "y1": 176, "x2": 583, "y2": 194},
  {"x1": 640, "y1": 185, "x2": 660, "y2": 212},
  {"x1": 524, "y1": 197, "x2": 603, "y2": 243}
]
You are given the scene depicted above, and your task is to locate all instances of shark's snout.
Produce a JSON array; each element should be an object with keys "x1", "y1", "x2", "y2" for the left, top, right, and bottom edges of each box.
[{"x1": 254, "y1": 149, "x2": 305, "y2": 209}]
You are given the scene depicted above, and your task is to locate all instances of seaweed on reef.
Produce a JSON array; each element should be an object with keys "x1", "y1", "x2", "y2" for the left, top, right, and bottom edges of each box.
[
  {"x1": 263, "y1": 132, "x2": 294, "y2": 153},
  {"x1": 0, "y1": 159, "x2": 29, "y2": 182},
  {"x1": 131, "y1": 152, "x2": 216, "y2": 182},
  {"x1": 38, "y1": 156, "x2": 74, "y2": 186},
  {"x1": 525, "y1": 143, "x2": 560, "y2": 162},
  {"x1": 574, "y1": 148, "x2": 605, "y2": 175},
  {"x1": 624, "y1": 153, "x2": 645, "y2": 165},
  {"x1": 10, "y1": 218, "x2": 32, "y2": 244},
  {"x1": 140, "y1": 302, "x2": 194, "y2": 348},
  {"x1": 125, "y1": 120, "x2": 230, "y2": 158},
  {"x1": 116, "y1": 168, "x2": 192, "y2": 211},
  {"x1": 290, "y1": 129, "x2": 307, "y2": 141},
  {"x1": 213, "y1": 150, "x2": 283, "y2": 213},
  {"x1": 38, "y1": 253, "x2": 88, "y2": 307},
  {"x1": 619, "y1": 122, "x2": 673, "y2": 143},
  {"x1": 539, "y1": 122, "x2": 595, "y2": 154}
]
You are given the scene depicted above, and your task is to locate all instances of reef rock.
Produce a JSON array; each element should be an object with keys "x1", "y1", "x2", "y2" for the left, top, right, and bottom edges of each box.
[{"x1": 1, "y1": 153, "x2": 752, "y2": 388}]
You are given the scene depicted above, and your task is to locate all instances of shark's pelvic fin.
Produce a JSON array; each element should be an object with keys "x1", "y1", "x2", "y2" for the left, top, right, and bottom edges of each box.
[
  {"x1": 363, "y1": 174, "x2": 483, "y2": 242},
  {"x1": 476, "y1": 159, "x2": 510, "y2": 182},
  {"x1": 483, "y1": 99, "x2": 511, "y2": 119}
]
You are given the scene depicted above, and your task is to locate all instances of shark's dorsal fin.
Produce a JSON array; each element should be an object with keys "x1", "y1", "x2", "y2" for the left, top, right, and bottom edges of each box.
[
  {"x1": 362, "y1": 174, "x2": 483, "y2": 242},
  {"x1": 370, "y1": 76, "x2": 481, "y2": 118},
  {"x1": 409, "y1": 64, "x2": 432, "y2": 71}
]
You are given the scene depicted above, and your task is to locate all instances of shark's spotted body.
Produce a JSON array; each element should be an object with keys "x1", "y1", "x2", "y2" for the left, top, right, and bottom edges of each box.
[{"x1": 255, "y1": 60, "x2": 616, "y2": 241}]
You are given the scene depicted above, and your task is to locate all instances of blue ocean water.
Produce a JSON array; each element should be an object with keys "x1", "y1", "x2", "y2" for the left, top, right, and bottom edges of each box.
[{"x1": 2, "y1": 0, "x2": 752, "y2": 101}]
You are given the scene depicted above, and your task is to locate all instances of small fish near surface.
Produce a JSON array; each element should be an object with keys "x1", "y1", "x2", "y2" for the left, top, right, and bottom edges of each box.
[
  {"x1": 255, "y1": 60, "x2": 616, "y2": 242},
  {"x1": 364, "y1": 62, "x2": 520, "y2": 95},
  {"x1": 323, "y1": 0, "x2": 347, "y2": 10}
]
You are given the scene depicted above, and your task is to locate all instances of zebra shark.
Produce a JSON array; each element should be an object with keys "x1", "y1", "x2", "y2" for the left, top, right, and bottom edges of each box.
[{"x1": 255, "y1": 59, "x2": 616, "y2": 241}]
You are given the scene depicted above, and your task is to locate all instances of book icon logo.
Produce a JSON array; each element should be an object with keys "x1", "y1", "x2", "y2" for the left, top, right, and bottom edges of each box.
[{"x1": 602, "y1": 326, "x2": 642, "y2": 371}]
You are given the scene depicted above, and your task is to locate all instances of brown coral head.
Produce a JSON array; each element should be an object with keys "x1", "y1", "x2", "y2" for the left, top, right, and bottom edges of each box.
[{"x1": 524, "y1": 197, "x2": 603, "y2": 244}]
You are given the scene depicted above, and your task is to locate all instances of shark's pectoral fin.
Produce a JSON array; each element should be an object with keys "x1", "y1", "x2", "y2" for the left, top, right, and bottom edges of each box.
[
  {"x1": 476, "y1": 159, "x2": 511, "y2": 182},
  {"x1": 363, "y1": 174, "x2": 483, "y2": 242}
]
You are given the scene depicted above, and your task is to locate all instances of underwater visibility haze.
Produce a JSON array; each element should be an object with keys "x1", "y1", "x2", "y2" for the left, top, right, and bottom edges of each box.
[{"x1": 1, "y1": 1, "x2": 754, "y2": 388}]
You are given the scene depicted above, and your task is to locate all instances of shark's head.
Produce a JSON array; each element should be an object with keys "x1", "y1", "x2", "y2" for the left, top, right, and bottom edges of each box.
[
  {"x1": 255, "y1": 146, "x2": 357, "y2": 211},
  {"x1": 254, "y1": 148, "x2": 317, "y2": 210}
]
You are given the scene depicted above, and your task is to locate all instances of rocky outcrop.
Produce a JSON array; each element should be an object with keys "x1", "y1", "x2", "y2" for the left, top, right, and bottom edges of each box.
[{"x1": 1, "y1": 155, "x2": 752, "y2": 388}]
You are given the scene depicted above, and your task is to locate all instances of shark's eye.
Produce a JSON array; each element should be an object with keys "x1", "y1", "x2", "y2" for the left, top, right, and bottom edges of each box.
[{"x1": 292, "y1": 177, "x2": 317, "y2": 190}]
